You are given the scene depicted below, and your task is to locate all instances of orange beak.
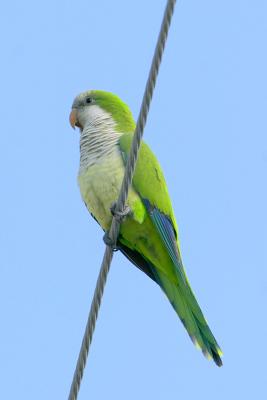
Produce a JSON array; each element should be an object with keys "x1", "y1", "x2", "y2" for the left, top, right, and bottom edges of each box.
[{"x1": 69, "y1": 109, "x2": 78, "y2": 129}]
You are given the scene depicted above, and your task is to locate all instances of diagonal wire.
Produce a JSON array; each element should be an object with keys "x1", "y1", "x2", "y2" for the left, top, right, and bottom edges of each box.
[{"x1": 67, "y1": 1, "x2": 176, "y2": 399}]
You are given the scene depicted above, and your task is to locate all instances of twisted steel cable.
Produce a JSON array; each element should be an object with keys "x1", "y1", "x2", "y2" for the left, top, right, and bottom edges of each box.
[{"x1": 68, "y1": 1, "x2": 176, "y2": 398}]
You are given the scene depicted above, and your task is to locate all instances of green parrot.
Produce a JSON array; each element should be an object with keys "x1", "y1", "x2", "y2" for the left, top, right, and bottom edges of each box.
[{"x1": 69, "y1": 90, "x2": 223, "y2": 366}]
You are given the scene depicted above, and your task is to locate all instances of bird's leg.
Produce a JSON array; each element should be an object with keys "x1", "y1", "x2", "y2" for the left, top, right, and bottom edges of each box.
[{"x1": 102, "y1": 203, "x2": 132, "y2": 251}]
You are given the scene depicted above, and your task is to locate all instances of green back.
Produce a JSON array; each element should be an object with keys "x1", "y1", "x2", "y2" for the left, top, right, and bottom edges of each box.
[{"x1": 119, "y1": 132, "x2": 179, "y2": 237}]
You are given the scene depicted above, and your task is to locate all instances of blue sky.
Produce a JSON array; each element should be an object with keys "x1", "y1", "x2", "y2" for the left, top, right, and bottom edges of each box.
[{"x1": 1, "y1": 1, "x2": 267, "y2": 398}]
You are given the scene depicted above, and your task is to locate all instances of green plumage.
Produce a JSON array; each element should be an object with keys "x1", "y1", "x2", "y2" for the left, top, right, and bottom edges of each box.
[
  {"x1": 119, "y1": 133, "x2": 222, "y2": 366},
  {"x1": 73, "y1": 90, "x2": 223, "y2": 366}
]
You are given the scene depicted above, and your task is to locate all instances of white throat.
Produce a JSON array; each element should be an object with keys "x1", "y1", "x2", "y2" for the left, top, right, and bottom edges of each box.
[{"x1": 79, "y1": 105, "x2": 121, "y2": 173}]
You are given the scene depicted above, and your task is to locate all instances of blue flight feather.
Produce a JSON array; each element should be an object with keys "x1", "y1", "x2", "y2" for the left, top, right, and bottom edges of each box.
[{"x1": 142, "y1": 198, "x2": 186, "y2": 284}]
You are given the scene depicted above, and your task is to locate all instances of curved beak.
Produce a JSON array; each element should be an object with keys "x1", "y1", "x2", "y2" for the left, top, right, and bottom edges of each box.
[{"x1": 69, "y1": 109, "x2": 78, "y2": 129}]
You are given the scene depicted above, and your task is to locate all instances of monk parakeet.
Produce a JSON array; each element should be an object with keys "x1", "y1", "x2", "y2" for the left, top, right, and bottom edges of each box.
[{"x1": 69, "y1": 90, "x2": 223, "y2": 366}]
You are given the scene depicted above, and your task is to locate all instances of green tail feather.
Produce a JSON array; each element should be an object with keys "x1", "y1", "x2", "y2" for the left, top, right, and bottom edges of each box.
[{"x1": 155, "y1": 270, "x2": 223, "y2": 367}]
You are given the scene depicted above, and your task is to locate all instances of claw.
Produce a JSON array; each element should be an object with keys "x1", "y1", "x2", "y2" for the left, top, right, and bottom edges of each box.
[{"x1": 110, "y1": 203, "x2": 132, "y2": 222}]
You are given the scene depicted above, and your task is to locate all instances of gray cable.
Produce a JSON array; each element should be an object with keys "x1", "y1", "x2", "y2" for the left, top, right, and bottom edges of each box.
[{"x1": 68, "y1": 1, "x2": 176, "y2": 399}]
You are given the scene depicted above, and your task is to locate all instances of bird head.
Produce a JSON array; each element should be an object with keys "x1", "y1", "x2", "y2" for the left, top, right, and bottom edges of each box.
[{"x1": 69, "y1": 90, "x2": 135, "y2": 133}]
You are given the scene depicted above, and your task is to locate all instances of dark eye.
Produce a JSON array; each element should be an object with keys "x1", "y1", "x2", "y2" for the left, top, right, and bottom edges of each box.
[{"x1": 85, "y1": 97, "x2": 93, "y2": 104}]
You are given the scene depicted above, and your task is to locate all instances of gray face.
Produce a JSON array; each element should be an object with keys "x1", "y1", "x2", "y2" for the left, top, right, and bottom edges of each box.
[
  {"x1": 70, "y1": 91, "x2": 102, "y2": 130},
  {"x1": 72, "y1": 91, "x2": 96, "y2": 110}
]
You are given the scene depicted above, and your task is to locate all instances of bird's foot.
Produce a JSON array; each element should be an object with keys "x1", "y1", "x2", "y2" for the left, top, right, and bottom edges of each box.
[
  {"x1": 110, "y1": 203, "x2": 132, "y2": 223},
  {"x1": 103, "y1": 231, "x2": 118, "y2": 251},
  {"x1": 103, "y1": 204, "x2": 131, "y2": 250}
]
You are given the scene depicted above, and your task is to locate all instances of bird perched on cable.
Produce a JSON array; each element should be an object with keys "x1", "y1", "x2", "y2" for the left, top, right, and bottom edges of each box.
[{"x1": 69, "y1": 90, "x2": 223, "y2": 366}]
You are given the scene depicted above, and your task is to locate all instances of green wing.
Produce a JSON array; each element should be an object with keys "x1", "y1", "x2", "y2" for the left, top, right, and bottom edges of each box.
[
  {"x1": 119, "y1": 132, "x2": 191, "y2": 284},
  {"x1": 119, "y1": 133, "x2": 177, "y2": 227}
]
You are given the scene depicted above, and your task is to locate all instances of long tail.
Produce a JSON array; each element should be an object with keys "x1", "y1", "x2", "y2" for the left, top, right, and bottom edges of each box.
[{"x1": 155, "y1": 270, "x2": 223, "y2": 367}]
